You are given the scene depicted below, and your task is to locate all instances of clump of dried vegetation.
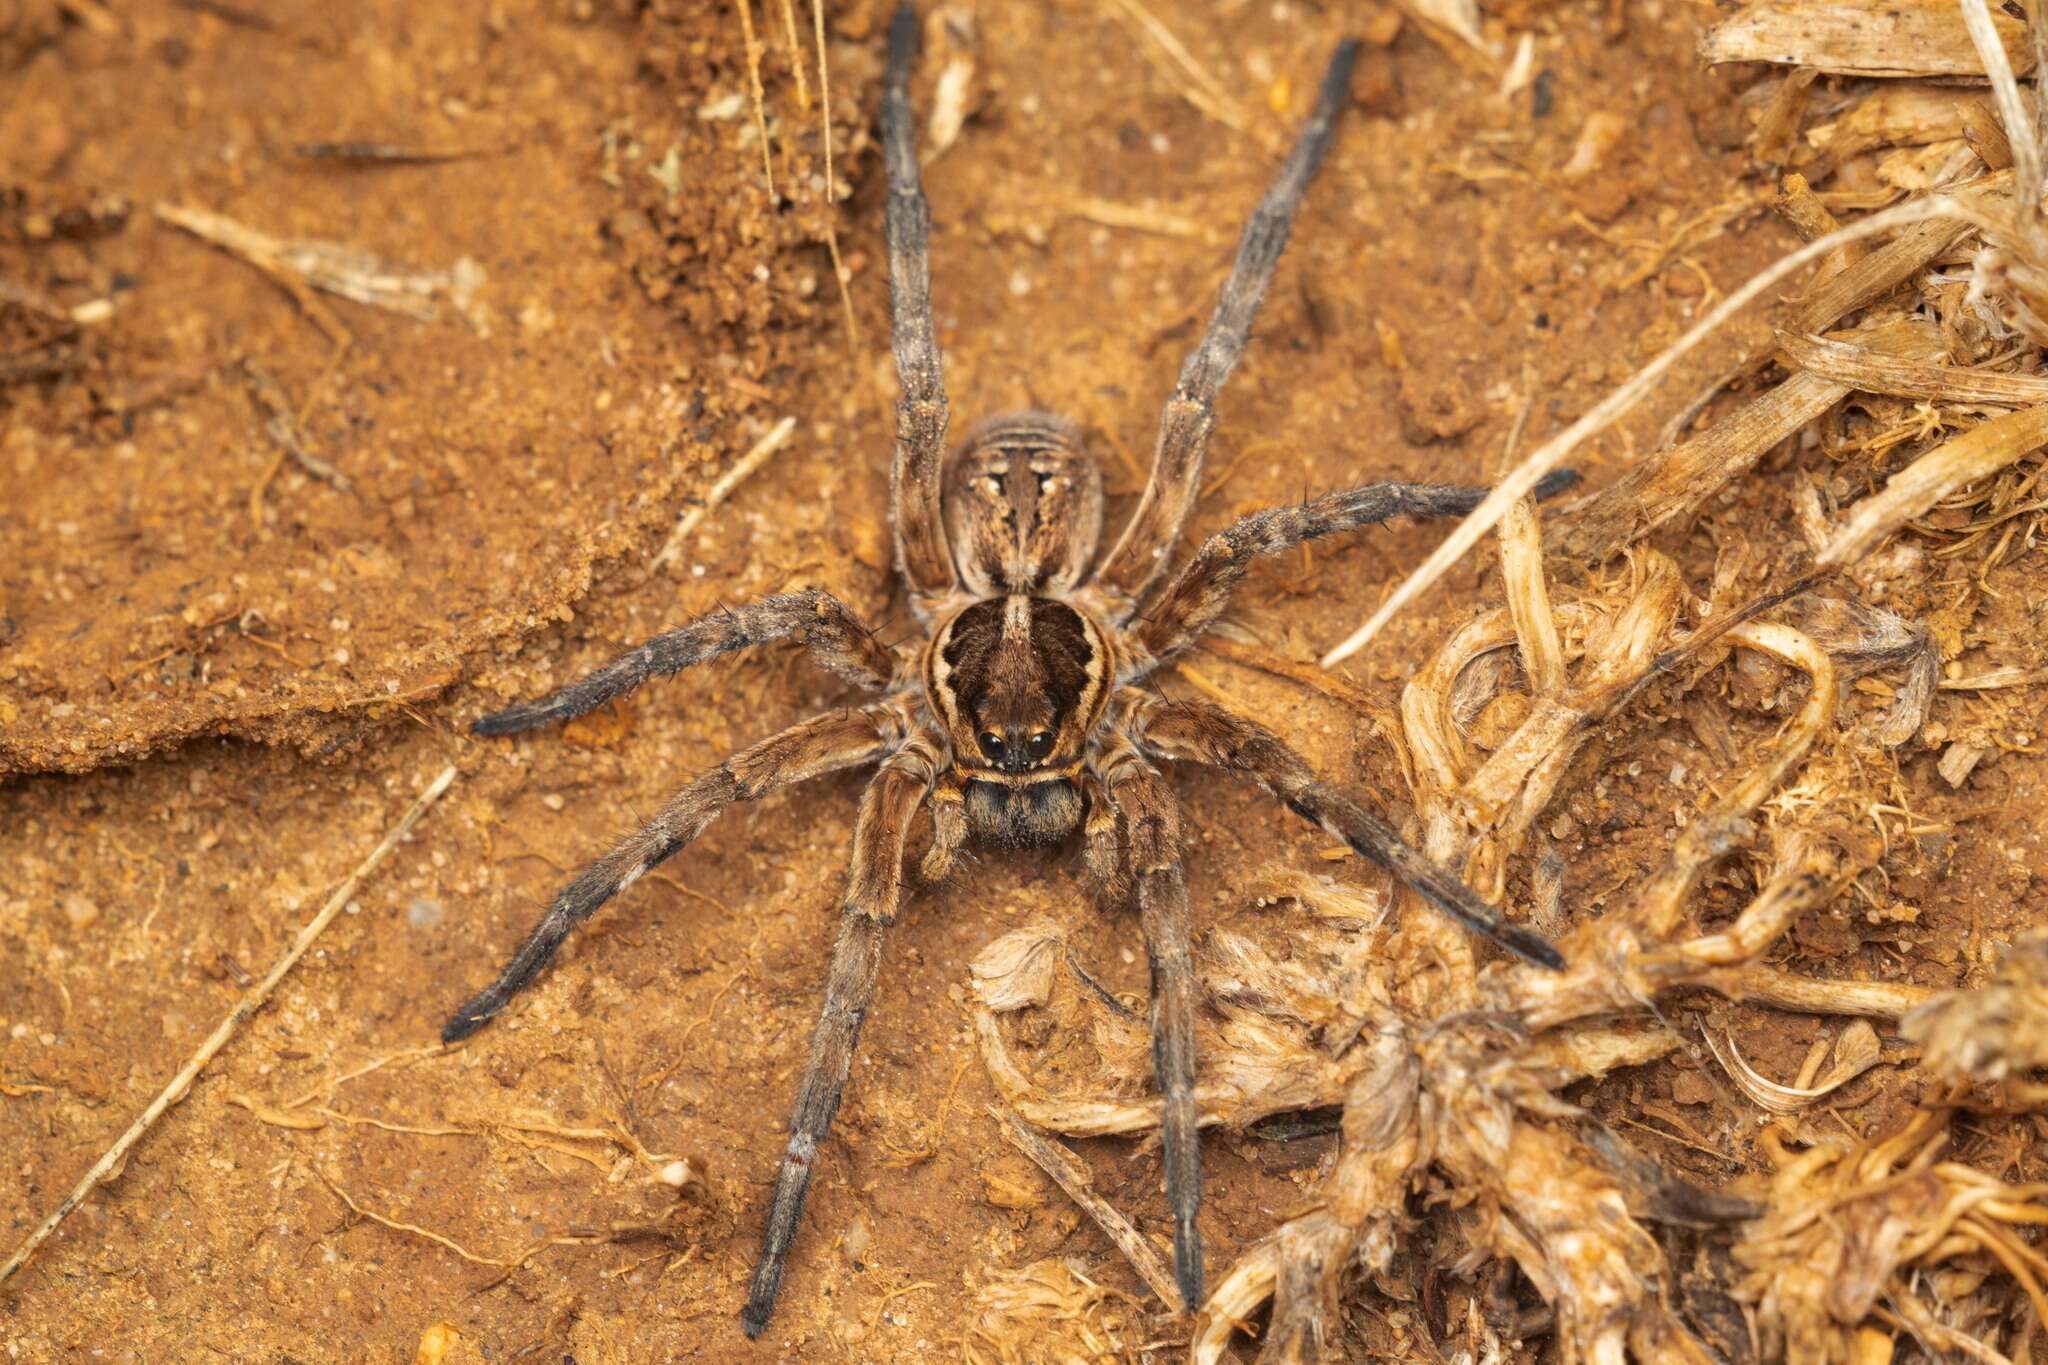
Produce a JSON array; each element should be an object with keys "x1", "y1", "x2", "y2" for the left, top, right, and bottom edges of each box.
[{"x1": 971, "y1": 2, "x2": 2048, "y2": 1360}]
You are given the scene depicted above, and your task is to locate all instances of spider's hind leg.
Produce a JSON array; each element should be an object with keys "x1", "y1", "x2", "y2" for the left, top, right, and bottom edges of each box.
[{"x1": 742, "y1": 749, "x2": 935, "y2": 1337}]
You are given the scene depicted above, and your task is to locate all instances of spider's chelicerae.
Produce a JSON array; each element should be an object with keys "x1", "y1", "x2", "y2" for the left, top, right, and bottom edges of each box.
[{"x1": 445, "y1": 4, "x2": 1571, "y2": 1337}]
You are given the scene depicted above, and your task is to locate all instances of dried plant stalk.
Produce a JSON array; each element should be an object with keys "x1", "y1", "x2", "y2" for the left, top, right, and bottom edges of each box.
[
  {"x1": 1807, "y1": 85, "x2": 1993, "y2": 164},
  {"x1": 155, "y1": 202, "x2": 484, "y2": 325},
  {"x1": 1324, "y1": 194, "x2": 1956, "y2": 664},
  {"x1": 1549, "y1": 321, "x2": 1942, "y2": 565},
  {"x1": 989, "y1": 1102, "x2": 1182, "y2": 1312},
  {"x1": 0, "y1": 765, "x2": 458, "y2": 1285}
]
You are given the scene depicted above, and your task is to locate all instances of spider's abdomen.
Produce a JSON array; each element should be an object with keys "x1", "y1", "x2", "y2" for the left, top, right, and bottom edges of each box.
[
  {"x1": 942, "y1": 411, "x2": 1103, "y2": 595},
  {"x1": 965, "y1": 776, "x2": 1084, "y2": 845}
]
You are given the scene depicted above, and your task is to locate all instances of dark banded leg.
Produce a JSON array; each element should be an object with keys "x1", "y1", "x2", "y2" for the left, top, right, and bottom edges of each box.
[
  {"x1": 1099, "y1": 743, "x2": 1204, "y2": 1307},
  {"x1": 881, "y1": 3, "x2": 957, "y2": 604},
  {"x1": 742, "y1": 754, "x2": 933, "y2": 1337},
  {"x1": 1120, "y1": 693, "x2": 1564, "y2": 970},
  {"x1": 471, "y1": 589, "x2": 896, "y2": 737},
  {"x1": 1092, "y1": 39, "x2": 1360, "y2": 614},
  {"x1": 443, "y1": 706, "x2": 897, "y2": 1042},
  {"x1": 1121, "y1": 471, "x2": 1581, "y2": 678}
]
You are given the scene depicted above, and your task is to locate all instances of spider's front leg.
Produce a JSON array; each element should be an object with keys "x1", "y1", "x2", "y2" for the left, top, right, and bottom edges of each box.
[
  {"x1": 1091, "y1": 37, "x2": 1360, "y2": 614},
  {"x1": 743, "y1": 742, "x2": 937, "y2": 1337},
  {"x1": 471, "y1": 588, "x2": 897, "y2": 736},
  {"x1": 1119, "y1": 470, "x2": 1581, "y2": 679},
  {"x1": 443, "y1": 703, "x2": 903, "y2": 1042},
  {"x1": 880, "y1": 2, "x2": 957, "y2": 610},
  {"x1": 1120, "y1": 691, "x2": 1564, "y2": 970},
  {"x1": 1098, "y1": 739, "x2": 1205, "y2": 1306}
]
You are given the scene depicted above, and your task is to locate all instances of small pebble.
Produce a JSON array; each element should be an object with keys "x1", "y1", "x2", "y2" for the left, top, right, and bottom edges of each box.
[
  {"x1": 542, "y1": 793, "x2": 565, "y2": 811},
  {"x1": 62, "y1": 895, "x2": 99, "y2": 929},
  {"x1": 407, "y1": 897, "x2": 444, "y2": 929}
]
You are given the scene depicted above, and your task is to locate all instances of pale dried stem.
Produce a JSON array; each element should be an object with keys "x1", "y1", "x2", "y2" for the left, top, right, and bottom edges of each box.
[
  {"x1": 1962, "y1": 0, "x2": 2044, "y2": 204},
  {"x1": 735, "y1": 0, "x2": 777, "y2": 200},
  {"x1": 1496, "y1": 405, "x2": 1566, "y2": 698},
  {"x1": 776, "y1": 0, "x2": 809, "y2": 109},
  {"x1": 1778, "y1": 328, "x2": 2048, "y2": 405}
]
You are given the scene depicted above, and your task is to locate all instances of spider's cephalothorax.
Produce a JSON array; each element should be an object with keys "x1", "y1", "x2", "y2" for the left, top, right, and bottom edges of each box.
[{"x1": 445, "y1": 5, "x2": 1572, "y2": 1341}]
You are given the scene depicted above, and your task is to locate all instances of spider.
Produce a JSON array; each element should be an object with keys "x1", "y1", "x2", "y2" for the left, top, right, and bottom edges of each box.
[{"x1": 443, "y1": 4, "x2": 1571, "y2": 1338}]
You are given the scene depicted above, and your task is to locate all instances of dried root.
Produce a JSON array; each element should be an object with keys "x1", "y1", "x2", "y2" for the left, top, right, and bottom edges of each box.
[{"x1": 975, "y1": 489, "x2": 2038, "y2": 1360}]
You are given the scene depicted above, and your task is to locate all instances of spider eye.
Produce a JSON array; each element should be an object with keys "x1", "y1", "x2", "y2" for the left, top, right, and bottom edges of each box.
[
  {"x1": 1027, "y1": 730, "x2": 1055, "y2": 760},
  {"x1": 978, "y1": 730, "x2": 1004, "y2": 759}
]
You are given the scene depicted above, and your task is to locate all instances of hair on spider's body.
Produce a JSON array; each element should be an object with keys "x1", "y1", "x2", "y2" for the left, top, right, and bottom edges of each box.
[{"x1": 445, "y1": 3, "x2": 1573, "y2": 1341}]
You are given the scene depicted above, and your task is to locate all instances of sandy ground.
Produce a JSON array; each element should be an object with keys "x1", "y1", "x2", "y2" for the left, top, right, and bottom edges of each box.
[{"x1": 2, "y1": 0, "x2": 2041, "y2": 1359}]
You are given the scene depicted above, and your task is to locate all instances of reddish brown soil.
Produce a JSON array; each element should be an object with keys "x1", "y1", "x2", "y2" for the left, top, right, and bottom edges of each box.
[{"x1": 2, "y1": 0, "x2": 2040, "y2": 1360}]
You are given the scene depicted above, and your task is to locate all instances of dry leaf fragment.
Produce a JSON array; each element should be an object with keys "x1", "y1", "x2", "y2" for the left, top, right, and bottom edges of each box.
[
  {"x1": 970, "y1": 923, "x2": 1066, "y2": 1011},
  {"x1": 1702, "y1": 1020, "x2": 1881, "y2": 1114},
  {"x1": 1701, "y1": 0, "x2": 2031, "y2": 78}
]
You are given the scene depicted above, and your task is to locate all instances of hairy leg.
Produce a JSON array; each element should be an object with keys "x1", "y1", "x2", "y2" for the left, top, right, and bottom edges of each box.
[
  {"x1": 1078, "y1": 770, "x2": 1125, "y2": 908},
  {"x1": 742, "y1": 749, "x2": 935, "y2": 1336},
  {"x1": 471, "y1": 588, "x2": 896, "y2": 736},
  {"x1": 1091, "y1": 39, "x2": 1360, "y2": 613},
  {"x1": 919, "y1": 770, "x2": 967, "y2": 882},
  {"x1": 444, "y1": 705, "x2": 904, "y2": 1042},
  {"x1": 1098, "y1": 739, "x2": 1204, "y2": 1306},
  {"x1": 881, "y1": 3, "x2": 957, "y2": 606},
  {"x1": 1120, "y1": 470, "x2": 1580, "y2": 677},
  {"x1": 1120, "y1": 692, "x2": 1564, "y2": 969}
]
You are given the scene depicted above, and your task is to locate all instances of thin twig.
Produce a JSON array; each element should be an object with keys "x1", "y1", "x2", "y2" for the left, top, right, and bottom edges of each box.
[
  {"x1": 988, "y1": 1100, "x2": 1185, "y2": 1312},
  {"x1": 0, "y1": 764, "x2": 458, "y2": 1285},
  {"x1": 650, "y1": 415, "x2": 798, "y2": 571}
]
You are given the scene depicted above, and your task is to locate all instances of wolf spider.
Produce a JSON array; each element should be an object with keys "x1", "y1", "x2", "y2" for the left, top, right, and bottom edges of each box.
[{"x1": 444, "y1": 3, "x2": 1570, "y2": 1338}]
